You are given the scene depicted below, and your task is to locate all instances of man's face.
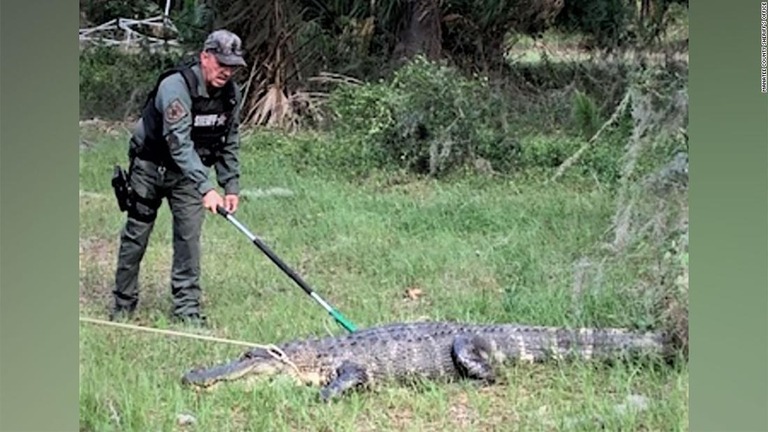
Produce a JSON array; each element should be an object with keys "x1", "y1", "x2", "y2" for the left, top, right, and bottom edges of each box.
[{"x1": 200, "y1": 51, "x2": 236, "y2": 88}]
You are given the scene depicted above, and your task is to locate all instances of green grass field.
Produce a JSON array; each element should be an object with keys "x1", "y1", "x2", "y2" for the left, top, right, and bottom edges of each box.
[{"x1": 79, "y1": 128, "x2": 688, "y2": 431}]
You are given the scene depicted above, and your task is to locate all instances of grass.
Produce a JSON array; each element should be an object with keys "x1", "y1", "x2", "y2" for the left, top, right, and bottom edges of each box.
[{"x1": 79, "y1": 128, "x2": 688, "y2": 431}]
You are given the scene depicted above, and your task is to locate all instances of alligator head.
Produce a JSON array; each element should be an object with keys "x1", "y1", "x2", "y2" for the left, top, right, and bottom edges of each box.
[{"x1": 181, "y1": 345, "x2": 304, "y2": 390}]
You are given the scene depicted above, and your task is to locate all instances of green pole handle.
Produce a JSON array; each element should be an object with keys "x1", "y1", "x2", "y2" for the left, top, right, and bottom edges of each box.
[{"x1": 330, "y1": 309, "x2": 358, "y2": 333}]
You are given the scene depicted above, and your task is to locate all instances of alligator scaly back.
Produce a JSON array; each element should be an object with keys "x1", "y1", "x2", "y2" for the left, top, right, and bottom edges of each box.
[{"x1": 181, "y1": 321, "x2": 673, "y2": 401}]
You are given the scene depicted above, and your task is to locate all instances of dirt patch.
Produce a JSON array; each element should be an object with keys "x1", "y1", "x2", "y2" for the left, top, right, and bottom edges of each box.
[
  {"x1": 353, "y1": 404, "x2": 416, "y2": 432},
  {"x1": 80, "y1": 236, "x2": 116, "y2": 268},
  {"x1": 79, "y1": 119, "x2": 132, "y2": 151},
  {"x1": 80, "y1": 236, "x2": 118, "y2": 308},
  {"x1": 80, "y1": 231, "x2": 179, "y2": 315},
  {"x1": 446, "y1": 392, "x2": 479, "y2": 428}
]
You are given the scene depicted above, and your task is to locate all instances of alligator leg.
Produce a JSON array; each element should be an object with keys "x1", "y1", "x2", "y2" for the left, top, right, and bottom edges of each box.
[
  {"x1": 451, "y1": 335, "x2": 496, "y2": 384},
  {"x1": 319, "y1": 361, "x2": 369, "y2": 402}
]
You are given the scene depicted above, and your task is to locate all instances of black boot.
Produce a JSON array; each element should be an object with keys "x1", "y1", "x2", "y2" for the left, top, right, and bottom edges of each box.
[
  {"x1": 171, "y1": 312, "x2": 208, "y2": 328},
  {"x1": 109, "y1": 304, "x2": 136, "y2": 321}
]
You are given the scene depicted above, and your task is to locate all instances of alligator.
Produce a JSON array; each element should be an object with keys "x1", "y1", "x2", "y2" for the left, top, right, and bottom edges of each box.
[{"x1": 181, "y1": 321, "x2": 673, "y2": 401}]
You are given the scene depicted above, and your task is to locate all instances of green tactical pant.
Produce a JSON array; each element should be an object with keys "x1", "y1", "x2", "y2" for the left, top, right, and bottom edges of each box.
[{"x1": 112, "y1": 157, "x2": 206, "y2": 318}]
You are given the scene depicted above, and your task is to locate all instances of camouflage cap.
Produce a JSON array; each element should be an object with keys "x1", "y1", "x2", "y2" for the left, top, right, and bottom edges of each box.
[{"x1": 203, "y1": 29, "x2": 247, "y2": 67}]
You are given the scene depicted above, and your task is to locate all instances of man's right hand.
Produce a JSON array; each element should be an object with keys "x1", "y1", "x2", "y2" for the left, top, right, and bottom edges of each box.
[{"x1": 202, "y1": 189, "x2": 225, "y2": 214}]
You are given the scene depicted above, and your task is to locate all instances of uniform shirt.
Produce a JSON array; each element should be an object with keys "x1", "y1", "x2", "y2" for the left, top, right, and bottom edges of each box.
[{"x1": 131, "y1": 64, "x2": 241, "y2": 196}]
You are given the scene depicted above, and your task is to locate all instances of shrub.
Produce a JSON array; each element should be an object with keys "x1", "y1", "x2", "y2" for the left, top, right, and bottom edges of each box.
[
  {"x1": 79, "y1": 45, "x2": 185, "y2": 120},
  {"x1": 323, "y1": 56, "x2": 518, "y2": 177}
]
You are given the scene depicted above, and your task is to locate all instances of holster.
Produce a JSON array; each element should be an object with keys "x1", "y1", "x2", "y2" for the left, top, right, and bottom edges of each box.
[{"x1": 111, "y1": 164, "x2": 132, "y2": 212}]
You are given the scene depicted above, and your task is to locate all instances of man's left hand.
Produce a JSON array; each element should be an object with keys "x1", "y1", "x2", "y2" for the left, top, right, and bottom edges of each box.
[{"x1": 224, "y1": 194, "x2": 239, "y2": 214}]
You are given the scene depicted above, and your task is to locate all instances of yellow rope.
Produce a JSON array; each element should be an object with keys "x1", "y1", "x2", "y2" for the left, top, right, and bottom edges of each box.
[
  {"x1": 79, "y1": 316, "x2": 266, "y2": 348},
  {"x1": 78, "y1": 316, "x2": 300, "y2": 373}
]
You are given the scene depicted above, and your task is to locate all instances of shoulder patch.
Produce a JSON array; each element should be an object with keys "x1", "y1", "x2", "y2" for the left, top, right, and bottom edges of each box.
[{"x1": 164, "y1": 98, "x2": 189, "y2": 124}]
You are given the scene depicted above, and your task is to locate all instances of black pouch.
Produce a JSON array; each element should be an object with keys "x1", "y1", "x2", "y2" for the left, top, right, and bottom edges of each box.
[{"x1": 111, "y1": 165, "x2": 132, "y2": 212}]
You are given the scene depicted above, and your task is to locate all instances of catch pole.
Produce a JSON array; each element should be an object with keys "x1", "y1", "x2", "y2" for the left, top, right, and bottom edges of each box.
[{"x1": 216, "y1": 206, "x2": 357, "y2": 333}]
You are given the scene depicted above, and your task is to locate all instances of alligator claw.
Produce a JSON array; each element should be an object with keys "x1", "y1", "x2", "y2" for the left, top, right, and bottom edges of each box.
[
  {"x1": 318, "y1": 388, "x2": 334, "y2": 403},
  {"x1": 318, "y1": 361, "x2": 368, "y2": 402},
  {"x1": 451, "y1": 335, "x2": 497, "y2": 382}
]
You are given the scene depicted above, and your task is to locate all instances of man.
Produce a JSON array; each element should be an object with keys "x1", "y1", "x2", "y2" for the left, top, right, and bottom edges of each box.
[{"x1": 110, "y1": 29, "x2": 247, "y2": 326}]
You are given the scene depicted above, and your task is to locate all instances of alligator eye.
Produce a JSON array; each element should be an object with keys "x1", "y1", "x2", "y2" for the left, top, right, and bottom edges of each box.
[{"x1": 241, "y1": 351, "x2": 258, "y2": 359}]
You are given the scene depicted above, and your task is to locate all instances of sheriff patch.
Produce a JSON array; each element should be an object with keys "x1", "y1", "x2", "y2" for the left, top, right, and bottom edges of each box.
[
  {"x1": 164, "y1": 99, "x2": 188, "y2": 124},
  {"x1": 194, "y1": 114, "x2": 228, "y2": 127}
]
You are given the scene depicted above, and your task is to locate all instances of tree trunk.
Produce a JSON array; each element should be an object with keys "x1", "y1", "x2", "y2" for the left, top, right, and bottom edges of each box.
[
  {"x1": 641, "y1": 0, "x2": 655, "y2": 22},
  {"x1": 392, "y1": 0, "x2": 442, "y2": 62}
]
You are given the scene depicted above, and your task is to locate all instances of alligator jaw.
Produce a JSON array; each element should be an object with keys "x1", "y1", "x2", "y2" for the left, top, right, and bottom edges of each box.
[
  {"x1": 181, "y1": 345, "x2": 314, "y2": 391},
  {"x1": 182, "y1": 356, "x2": 269, "y2": 390}
]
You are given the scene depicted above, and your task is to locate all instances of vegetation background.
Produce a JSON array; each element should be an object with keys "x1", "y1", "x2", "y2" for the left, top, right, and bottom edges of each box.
[{"x1": 79, "y1": 0, "x2": 689, "y2": 430}]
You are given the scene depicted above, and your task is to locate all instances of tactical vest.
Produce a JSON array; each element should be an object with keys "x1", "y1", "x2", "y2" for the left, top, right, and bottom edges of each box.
[{"x1": 135, "y1": 63, "x2": 238, "y2": 168}]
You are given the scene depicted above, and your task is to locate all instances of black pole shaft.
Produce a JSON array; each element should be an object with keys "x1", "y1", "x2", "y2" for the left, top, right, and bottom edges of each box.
[{"x1": 215, "y1": 206, "x2": 358, "y2": 332}]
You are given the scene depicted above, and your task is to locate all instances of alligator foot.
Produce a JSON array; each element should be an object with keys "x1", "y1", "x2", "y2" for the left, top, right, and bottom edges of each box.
[
  {"x1": 451, "y1": 335, "x2": 496, "y2": 384},
  {"x1": 319, "y1": 361, "x2": 369, "y2": 402}
]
